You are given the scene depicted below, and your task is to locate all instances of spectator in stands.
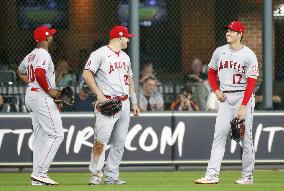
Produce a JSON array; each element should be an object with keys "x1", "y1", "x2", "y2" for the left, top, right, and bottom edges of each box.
[
  {"x1": 55, "y1": 59, "x2": 76, "y2": 86},
  {"x1": 139, "y1": 76, "x2": 164, "y2": 111},
  {"x1": 183, "y1": 58, "x2": 206, "y2": 85},
  {"x1": 206, "y1": 92, "x2": 220, "y2": 112},
  {"x1": 252, "y1": 82, "x2": 282, "y2": 110},
  {"x1": 139, "y1": 62, "x2": 160, "y2": 85},
  {"x1": 63, "y1": 81, "x2": 96, "y2": 112},
  {"x1": 0, "y1": 95, "x2": 8, "y2": 112},
  {"x1": 171, "y1": 88, "x2": 199, "y2": 111},
  {"x1": 192, "y1": 80, "x2": 211, "y2": 111},
  {"x1": 183, "y1": 58, "x2": 210, "y2": 111},
  {"x1": 0, "y1": 95, "x2": 17, "y2": 112}
]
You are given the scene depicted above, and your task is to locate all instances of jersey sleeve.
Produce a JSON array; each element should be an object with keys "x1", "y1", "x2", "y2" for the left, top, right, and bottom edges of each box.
[
  {"x1": 245, "y1": 52, "x2": 259, "y2": 79},
  {"x1": 18, "y1": 59, "x2": 28, "y2": 75},
  {"x1": 84, "y1": 51, "x2": 102, "y2": 73},
  {"x1": 208, "y1": 48, "x2": 219, "y2": 70},
  {"x1": 35, "y1": 51, "x2": 50, "y2": 71}
]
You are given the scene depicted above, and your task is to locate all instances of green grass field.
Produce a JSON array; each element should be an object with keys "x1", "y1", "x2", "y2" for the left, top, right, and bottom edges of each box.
[{"x1": 0, "y1": 171, "x2": 283, "y2": 191}]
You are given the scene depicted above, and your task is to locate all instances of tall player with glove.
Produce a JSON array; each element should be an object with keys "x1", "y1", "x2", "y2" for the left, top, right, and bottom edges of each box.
[
  {"x1": 83, "y1": 25, "x2": 140, "y2": 185},
  {"x1": 194, "y1": 21, "x2": 259, "y2": 185}
]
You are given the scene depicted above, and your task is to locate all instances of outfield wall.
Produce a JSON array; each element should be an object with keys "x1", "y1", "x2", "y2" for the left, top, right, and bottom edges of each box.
[{"x1": 0, "y1": 112, "x2": 284, "y2": 166}]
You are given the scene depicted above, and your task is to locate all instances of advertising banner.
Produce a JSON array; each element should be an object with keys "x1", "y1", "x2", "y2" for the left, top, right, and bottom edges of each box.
[{"x1": 0, "y1": 113, "x2": 283, "y2": 165}]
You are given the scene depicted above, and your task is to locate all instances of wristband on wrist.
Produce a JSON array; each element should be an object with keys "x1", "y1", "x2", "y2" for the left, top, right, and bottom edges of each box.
[{"x1": 130, "y1": 93, "x2": 138, "y2": 105}]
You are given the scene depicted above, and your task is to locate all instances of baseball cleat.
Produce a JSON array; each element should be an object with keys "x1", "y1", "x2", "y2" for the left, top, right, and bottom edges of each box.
[
  {"x1": 234, "y1": 176, "x2": 253, "y2": 184},
  {"x1": 104, "y1": 177, "x2": 126, "y2": 185},
  {"x1": 31, "y1": 180, "x2": 44, "y2": 186},
  {"x1": 89, "y1": 175, "x2": 102, "y2": 185},
  {"x1": 194, "y1": 177, "x2": 219, "y2": 184},
  {"x1": 31, "y1": 175, "x2": 58, "y2": 185}
]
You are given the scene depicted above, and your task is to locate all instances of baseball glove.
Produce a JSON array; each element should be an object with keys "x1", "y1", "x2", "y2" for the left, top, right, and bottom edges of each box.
[
  {"x1": 230, "y1": 117, "x2": 245, "y2": 142},
  {"x1": 54, "y1": 86, "x2": 74, "y2": 105},
  {"x1": 96, "y1": 98, "x2": 122, "y2": 116}
]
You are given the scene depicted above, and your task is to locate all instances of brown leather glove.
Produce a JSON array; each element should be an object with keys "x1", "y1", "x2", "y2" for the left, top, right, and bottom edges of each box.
[{"x1": 230, "y1": 117, "x2": 245, "y2": 142}]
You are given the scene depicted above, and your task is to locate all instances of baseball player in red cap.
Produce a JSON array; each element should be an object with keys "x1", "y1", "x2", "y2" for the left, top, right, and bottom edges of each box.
[
  {"x1": 83, "y1": 25, "x2": 140, "y2": 185},
  {"x1": 17, "y1": 25, "x2": 63, "y2": 185},
  {"x1": 194, "y1": 21, "x2": 259, "y2": 184}
]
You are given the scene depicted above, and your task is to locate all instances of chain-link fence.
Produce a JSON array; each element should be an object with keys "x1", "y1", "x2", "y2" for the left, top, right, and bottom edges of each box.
[{"x1": 0, "y1": 0, "x2": 283, "y2": 112}]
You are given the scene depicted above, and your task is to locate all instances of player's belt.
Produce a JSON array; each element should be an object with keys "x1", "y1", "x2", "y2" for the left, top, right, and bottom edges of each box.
[
  {"x1": 223, "y1": 90, "x2": 245, "y2": 93},
  {"x1": 105, "y1": 95, "x2": 129, "y2": 101}
]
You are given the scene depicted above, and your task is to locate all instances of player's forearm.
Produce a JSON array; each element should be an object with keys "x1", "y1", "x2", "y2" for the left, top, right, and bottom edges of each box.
[
  {"x1": 20, "y1": 75, "x2": 29, "y2": 84},
  {"x1": 82, "y1": 70, "x2": 105, "y2": 99},
  {"x1": 16, "y1": 69, "x2": 29, "y2": 84},
  {"x1": 128, "y1": 77, "x2": 138, "y2": 105},
  {"x1": 128, "y1": 77, "x2": 136, "y2": 94}
]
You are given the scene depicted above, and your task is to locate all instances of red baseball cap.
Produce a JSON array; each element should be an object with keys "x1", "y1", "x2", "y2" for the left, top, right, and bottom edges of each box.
[
  {"x1": 33, "y1": 26, "x2": 57, "y2": 42},
  {"x1": 224, "y1": 21, "x2": 245, "y2": 33},
  {"x1": 109, "y1": 25, "x2": 135, "y2": 39}
]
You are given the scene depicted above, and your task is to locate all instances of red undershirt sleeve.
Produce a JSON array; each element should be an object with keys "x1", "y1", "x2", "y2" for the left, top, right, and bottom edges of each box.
[
  {"x1": 208, "y1": 68, "x2": 219, "y2": 92},
  {"x1": 35, "y1": 68, "x2": 50, "y2": 93},
  {"x1": 241, "y1": 77, "x2": 256, "y2": 106}
]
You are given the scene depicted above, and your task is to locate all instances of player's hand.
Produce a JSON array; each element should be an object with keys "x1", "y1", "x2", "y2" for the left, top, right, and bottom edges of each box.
[
  {"x1": 237, "y1": 105, "x2": 246, "y2": 120},
  {"x1": 97, "y1": 95, "x2": 109, "y2": 103},
  {"x1": 48, "y1": 89, "x2": 61, "y2": 98},
  {"x1": 215, "y1": 90, "x2": 227, "y2": 102},
  {"x1": 132, "y1": 104, "x2": 140, "y2": 116}
]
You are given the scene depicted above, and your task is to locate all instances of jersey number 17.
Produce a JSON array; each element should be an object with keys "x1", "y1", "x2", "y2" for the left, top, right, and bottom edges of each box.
[{"x1": 233, "y1": 74, "x2": 242, "y2": 84}]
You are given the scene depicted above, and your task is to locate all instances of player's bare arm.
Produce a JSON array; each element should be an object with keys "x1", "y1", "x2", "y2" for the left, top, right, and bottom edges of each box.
[
  {"x1": 16, "y1": 69, "x2": 29, "y2": 84},
  {"x1": 128, "y1": 77, "x2": 140, "y2": 116},
  {"x1": 82, "y1": 70, "x2": 108, "y2": 102},
  {"x1": 214, "y1": 90, "x2": 227, "y2": 102},
  {"x1": 47, "y1": 89, "x2": 61, "y2": 98},
  {"x1": 237, "y1": 105, "x2": 246, "y2": 120}
]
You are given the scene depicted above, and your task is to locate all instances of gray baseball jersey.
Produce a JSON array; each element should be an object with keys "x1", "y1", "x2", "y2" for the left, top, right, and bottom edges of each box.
[
  {"x1": 19, "y1": 48, "x2": 56, "y2": 92},
  {"x1": 85, "y1": 45, "x2": 133, "y2": 96},
  {"x1": 205, "y1": 44, "x2": 259, "y2": 180},
  {"x1": 208, "y1": 44, "x2": 259, "y2": 91},
  {"x1": 18, "y1": 48, "x2": 64, "y2": 178}
]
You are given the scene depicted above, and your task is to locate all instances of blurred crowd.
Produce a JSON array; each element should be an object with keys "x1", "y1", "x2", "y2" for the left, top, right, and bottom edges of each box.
[
  {"x1": 0, "y1": 57, "x2": 282, "y2": 112},
  {"x1": 137, "y1": 58, "x2": 219, "y2": 112}
]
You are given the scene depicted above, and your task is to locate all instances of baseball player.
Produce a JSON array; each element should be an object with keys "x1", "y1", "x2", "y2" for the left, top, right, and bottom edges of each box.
[
  {"x1": 194, "y1": 21, "x2": 259, "y2": 184},
  {"x1": 82, "y1": 25, "x2": 140, "y2": 185},
  {"x1": 17, "y1": 26, "x2": 64, "y2": 185}
]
